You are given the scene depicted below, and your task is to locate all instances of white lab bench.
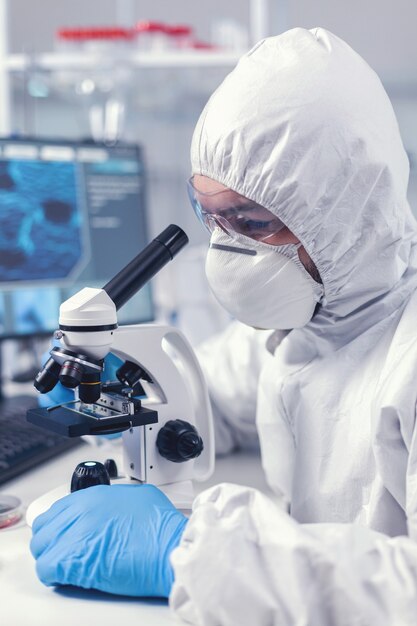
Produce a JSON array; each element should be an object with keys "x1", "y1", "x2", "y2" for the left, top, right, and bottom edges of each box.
[{"x1": 0, "y1": 434, "x2": 271, "y2": 626}]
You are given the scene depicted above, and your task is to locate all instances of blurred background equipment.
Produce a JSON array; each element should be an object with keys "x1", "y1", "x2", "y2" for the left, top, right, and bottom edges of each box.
[{"x1": 0, "y1": 1, "x2": 416, "y2": 485}]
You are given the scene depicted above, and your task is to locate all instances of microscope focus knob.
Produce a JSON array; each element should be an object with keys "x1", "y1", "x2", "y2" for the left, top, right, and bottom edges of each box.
[
  {"x1": 70, "y1": 461, "x2": 111, "y2": 492},
  {"x1": 156, "y1": 419, "x2": 204, "y2": 463},
  {"x1": 104, "y1": 458, "x2": 118, "y2": 479}
]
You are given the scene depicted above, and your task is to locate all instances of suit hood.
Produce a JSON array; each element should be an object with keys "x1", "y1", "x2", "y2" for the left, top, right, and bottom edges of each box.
[{"x1": 192, "y1": 28, "x2": 417, "y2": 348}]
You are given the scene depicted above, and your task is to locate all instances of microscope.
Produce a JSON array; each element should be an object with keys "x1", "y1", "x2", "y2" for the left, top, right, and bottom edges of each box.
[{"x1": 25, "y1": 225, "x2": 214, "y2": 524}]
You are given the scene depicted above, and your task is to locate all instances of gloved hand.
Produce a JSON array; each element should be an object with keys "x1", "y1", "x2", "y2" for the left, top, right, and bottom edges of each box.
[{"x1": 30, "y1": 484, "x2": 187, "y2": 597}]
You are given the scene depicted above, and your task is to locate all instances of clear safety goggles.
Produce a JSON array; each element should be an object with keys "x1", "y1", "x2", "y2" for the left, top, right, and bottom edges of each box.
[{"x1": 187, "y1": 176, "x2": 286, "y2": 242}]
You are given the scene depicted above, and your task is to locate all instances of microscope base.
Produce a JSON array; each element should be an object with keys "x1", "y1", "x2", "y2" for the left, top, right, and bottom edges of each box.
[{"x1": 26, "y1": 478, "x2": 195, "y2": 527}]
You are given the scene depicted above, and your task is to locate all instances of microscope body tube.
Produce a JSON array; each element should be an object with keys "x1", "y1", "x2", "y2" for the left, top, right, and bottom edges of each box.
[
  {"x1": 103, "y1": 225, "x2": 188, "y2": 311},
  {"x1": 34, "y1": 225, "x2": 189, "y2": 394}
]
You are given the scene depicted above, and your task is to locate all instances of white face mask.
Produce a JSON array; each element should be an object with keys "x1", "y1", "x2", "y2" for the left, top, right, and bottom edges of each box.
[{"x1": 205, "y1": 229, "x2": 324, "y2": 330}]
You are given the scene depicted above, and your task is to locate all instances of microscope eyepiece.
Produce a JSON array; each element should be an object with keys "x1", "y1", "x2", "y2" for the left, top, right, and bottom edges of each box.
[
  {"x1": 154, "y1": 224, "x2": 189, "y2": 259},
  {"x1": 103, "y1": 224, "x2": 188, "y2": 310}
]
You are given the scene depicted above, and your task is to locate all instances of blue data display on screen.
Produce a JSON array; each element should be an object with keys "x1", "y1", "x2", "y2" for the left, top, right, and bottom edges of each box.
[
  {"x1": 11, "y1": 288, "x2": 61, "y2": 334},
  {"x1": 0, "y1": 160, "x2": 83, "y2": 282}
]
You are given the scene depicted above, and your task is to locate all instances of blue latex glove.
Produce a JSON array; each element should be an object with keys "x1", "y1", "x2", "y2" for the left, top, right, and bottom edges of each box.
[{"x1": 30, "y1": 484, "x2": 187, "y2": 597}]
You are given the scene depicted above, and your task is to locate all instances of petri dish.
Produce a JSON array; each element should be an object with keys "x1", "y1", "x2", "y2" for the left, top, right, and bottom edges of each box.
[{"x1": 0, "y1": 495, "x2": 22, "y2": 529}]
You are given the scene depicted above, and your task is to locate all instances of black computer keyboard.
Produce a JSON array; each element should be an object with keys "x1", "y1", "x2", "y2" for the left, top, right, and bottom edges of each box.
[{"x1": 0, "y1": 395, "x2": 82, "y2": 485}]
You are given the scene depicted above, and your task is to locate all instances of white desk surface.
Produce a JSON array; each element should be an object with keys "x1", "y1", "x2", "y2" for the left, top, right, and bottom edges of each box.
[{"x1": 0, "y1": 435, "x2": 271, "y2": 626}]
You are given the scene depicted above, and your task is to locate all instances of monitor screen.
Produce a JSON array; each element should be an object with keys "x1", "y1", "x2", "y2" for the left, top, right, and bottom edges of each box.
[{"x1": 0, "y1": 138, "x2": 153, "y2": 338}]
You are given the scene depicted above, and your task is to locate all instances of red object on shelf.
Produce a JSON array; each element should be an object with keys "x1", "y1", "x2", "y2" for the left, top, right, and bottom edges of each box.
[
  {"x1": 134, "y1": 21, "x2": 167, "y2": 34},
  {"x1": 57, "y1": 27, "x2": 135, "y2": 41},
  {"x1": 190, "y1": 40, "x2": 217, "y2": 50},
  {"x1": 165, "y1": 25, "x2": 193, "y2": 37},
  {"x1": 56, "y1": 24, "x2": 217, "y2": 52}
]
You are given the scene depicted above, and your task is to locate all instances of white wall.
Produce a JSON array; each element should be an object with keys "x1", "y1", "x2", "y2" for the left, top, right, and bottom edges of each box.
[
  {"x1": 280, "y1": 0, "x2": 417, "y2": 212},
  {"x1": 286, "y1": 0, "x2": 417, "y2": 86}
]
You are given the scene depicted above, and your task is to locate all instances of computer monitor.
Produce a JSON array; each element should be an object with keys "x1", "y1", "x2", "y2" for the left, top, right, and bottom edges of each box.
[{"x1": 0, "y1": 137, "x2": 154, "y2": 339}]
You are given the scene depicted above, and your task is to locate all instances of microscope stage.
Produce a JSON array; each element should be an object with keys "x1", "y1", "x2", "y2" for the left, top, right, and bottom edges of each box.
[{"x1": 27, "y1": 401, "x2": 158, "y2": 437}]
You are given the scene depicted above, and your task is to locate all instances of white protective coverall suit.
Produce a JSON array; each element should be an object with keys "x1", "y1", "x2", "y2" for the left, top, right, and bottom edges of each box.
[{"x1": 170, "y1": 28, "x2": 417, "y2": 625}]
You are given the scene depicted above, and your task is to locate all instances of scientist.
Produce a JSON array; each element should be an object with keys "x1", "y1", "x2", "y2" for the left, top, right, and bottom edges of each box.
[{"x1": 31, "y1": 27, "x2": 417, "y2": 625}]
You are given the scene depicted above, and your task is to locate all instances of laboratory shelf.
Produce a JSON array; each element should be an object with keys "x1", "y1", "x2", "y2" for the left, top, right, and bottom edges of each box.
[{"x1": 4, "y1": 51, "x2": 243, "y2": 72}]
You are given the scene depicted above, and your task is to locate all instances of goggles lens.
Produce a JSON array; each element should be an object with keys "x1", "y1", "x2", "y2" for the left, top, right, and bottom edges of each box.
[{"x1": 187, "y1": 177, "x2": 286, "y2": 242}]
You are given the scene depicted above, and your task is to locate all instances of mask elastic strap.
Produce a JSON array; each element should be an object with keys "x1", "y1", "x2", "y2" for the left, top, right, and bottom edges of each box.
[{"x1": 210, "y1": 242, "x2": 257, "y2": 256}]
